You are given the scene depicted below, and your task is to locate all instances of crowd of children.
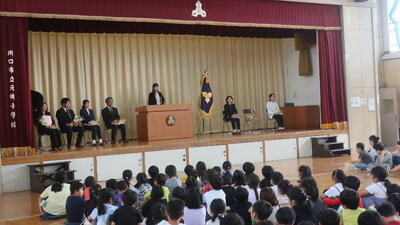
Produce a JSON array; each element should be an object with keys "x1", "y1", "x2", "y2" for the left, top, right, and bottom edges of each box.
[{"x1": 38, "y1": 136, "x2": 400, "y2": 225}]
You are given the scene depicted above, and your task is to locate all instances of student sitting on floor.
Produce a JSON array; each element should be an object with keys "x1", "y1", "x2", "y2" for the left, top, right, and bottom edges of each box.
[
  {"x1": 233, "y1": 170, "x2": 247, "y2": 189},
  {"x1": 229, "y1": 187, "x2": 252, "y2": 225},
  {"x1": 203, "y1": 175, "x2": 226, "y2": 217},
  {"x1": 221, "y1": 172, "x2": 235, "y2": 207},
  {"x1": 319, "y1": 209, "x2": 340, "y2": 225},
  {"x1": 183, "y1": 188, "x2": 206, "y2": 225},
  {"x1": 147, "y1": 165, "x2": 160, "y2": 187},
  {"x1": 144, "y1": 173, "x2": 170, "y2": 201},
  {"x1": 287, "y1": 186, "x2": 317, "y2": 225},
  {"x1": 222, "y1": 161, "x2": 234, "y2": 176},
  {"x1": 122, "y1": 169, "x2": 135, "y2": 190},
  {"x1": 339, "y1": 189, "x2": 365, "y2": 225},
  {"x1": 206, "y1": 199, "x2": 226, "y2": 225},
  {"x1": 351, "y1": 143, "x2": 373, "y2": 171},
  {"x1": 271, "y1": 171, "x2": 284, "y2": 198},
  {"x1": 243, "y1": 162, "x2": 256, "y2": 179},
  {"x1": 321, "y1": 169, "x2": 345, "y2": 199},
  {"x1": 158, "y1": 199, "x2": 186, "y2": 225},
  {"x1": 172, "y1": 187, "x2": 186, "y2": 202},
  {"x1": 260, "y1": 165, "x2": 274, "y2": 189},
  {"x1": 115, "y1": 181, "x2": 128, "y2": 208},
  {"x1": 65, "y1": 181, "x2": 85, "y2": 225},
  {"x1": 300, "y1": 177, "x2": 325, "y2": 223},
  {"x1": 83, "y1": 176, "x2": 97, "y2": 201},
  {"x1": 296, "y1": 165, "x2": 312, "y2": 185},
  {"x1": 142, "y1": 185, "x2": 168, "y2": 225},
  {"x1": 84, "y1": 183, "x2": 102, "y2": 217},
  {"x1": 323, "y1": 176, "x2": 362, "y2": 212},
  {"x1": 377, "y1": 202, "x2": 400, "y2": 225},
  {"x1": 196, "y1": 161, "x2": 208, "y2": 187},
  {"x1": 275, "y1": 207, "x2": 296, "y2": 225},
  {"x1": 221, "y1": 213, "x2": 245, "y2": 225},
  {"x1": 39, "y1": 171, "x2": 70, "y2": 220},
  {"x1": 106, "y1": 179, "x2": 117, "y2": 190},
  {"x1": 181, "y1": 165, "x2": 198, "y2": 185},
  {"x1": 111, "y1": 190, "x2": 142, "y2": 225},
  {"x1": 250, "y1": 200, "x2": 273, "y2": 224},
  {"x1": 88, "y1": 188, "x2": 117, "y2": 225},
  {"x1": 246, "y1": 173, "x2": 261, "y2": 205},
  {"x1": 134, "y1": 172, "x2": 152, "y2": 204},
  {"x1": 277, "y1": 180, "x2": 291, "y2": 206},
  {"x1": 358, "y1": 210, "x2": 383, "y2": 225},
  {"x1": 360, "y1": 166, "x2": 390, "y2": 208},
  {"x1": 165, "y1": 165, "x2": 182, "y2": 194},
  {"x1": 368, "y1": 143, "x2": 393, "y2": 173},
  {"x1": 260, "y1": 187, "x2": 280, "y2": 223}
]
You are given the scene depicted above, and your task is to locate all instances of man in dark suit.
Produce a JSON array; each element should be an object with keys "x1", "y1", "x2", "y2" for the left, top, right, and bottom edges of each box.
[
  {"x1": 56, "y1": 98, "x2": 84, "y2": 148},
  {"x1": 101, "y1": 97, "x2": 127, "y2": 144},
  {"x1": 80, "y1": 99, "x2": 103, "y2": 146}
]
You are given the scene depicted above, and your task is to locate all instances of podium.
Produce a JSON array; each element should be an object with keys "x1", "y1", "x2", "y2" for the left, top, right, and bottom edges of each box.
[
  {"x1": 280, "y1": 105, "x2": 320, "y2": 129},
  {"x1": 135, "y1": 104, "x2": 193, "y2": 141}
]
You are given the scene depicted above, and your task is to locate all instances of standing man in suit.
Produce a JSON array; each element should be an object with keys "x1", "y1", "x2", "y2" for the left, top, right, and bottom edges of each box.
[
  {"x1": 148, "y1": 83, "x2": 165, "y2": 105},
  {"x1": 101, "y1": 97, "x2": 127, "y2": 144},
  {"x1": 80, "y1": 99, "x2": 103, "y2": 146},
  {"x1": 56, "y1": 98, "x2": 84, "y2": 148}
]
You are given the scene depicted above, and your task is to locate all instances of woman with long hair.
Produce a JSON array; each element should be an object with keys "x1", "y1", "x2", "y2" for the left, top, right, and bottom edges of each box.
[
  {"x1": 148, "y1": 83, "x2": 165, "y2": 105},
  {"x1": 34, "y1": 102, "x2": 62, "y2": 150},
  {"x1": 266, "y1": 93, "x2": 285, "y2": 130}
]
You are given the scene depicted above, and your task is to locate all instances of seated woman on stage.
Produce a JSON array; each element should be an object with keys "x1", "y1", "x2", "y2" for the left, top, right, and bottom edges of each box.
[
  {"x1": 224, "y1": 96, "x2": 241, "y2": 135},
  {"x1": 80, "y1": 99, "x2": 103, "y2": 146},
  {"x1": 34, "y1": 102, "x2": 62, "y2": 150},
  {"x1": 266, "y1": 93, "x2": 285, "y2": 130},
  {"x1": 148, "y1": 83, "x2": 165, "y2": 105}
]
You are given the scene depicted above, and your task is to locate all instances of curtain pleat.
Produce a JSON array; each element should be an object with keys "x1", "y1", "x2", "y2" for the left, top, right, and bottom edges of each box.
[{"x1": 29, "y1": 32, "x2": 285, "y2": 138}]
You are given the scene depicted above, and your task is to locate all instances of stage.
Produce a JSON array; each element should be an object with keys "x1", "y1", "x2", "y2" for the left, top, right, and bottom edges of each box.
[{"x1": 1, "y1": 128, "x2": 349, "y2": 193}]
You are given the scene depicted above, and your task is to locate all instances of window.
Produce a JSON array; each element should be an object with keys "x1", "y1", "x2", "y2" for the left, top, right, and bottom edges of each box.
[{"x1": 387, "y1": 0, "x2": 400, "y2": 52}]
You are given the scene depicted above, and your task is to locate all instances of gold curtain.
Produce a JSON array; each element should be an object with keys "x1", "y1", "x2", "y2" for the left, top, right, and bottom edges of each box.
[
  {"x1": 29, "y1": 32, "x2": 284, "y2": 138},
  {"x1": 295, "y1": 33, "x2": 314, "y2": 76}
]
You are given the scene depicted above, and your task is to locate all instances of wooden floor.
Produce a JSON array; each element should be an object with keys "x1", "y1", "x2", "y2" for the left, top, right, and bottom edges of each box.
[{"x1": 1, "y1": 155, "x2": 399, "y2": 225}]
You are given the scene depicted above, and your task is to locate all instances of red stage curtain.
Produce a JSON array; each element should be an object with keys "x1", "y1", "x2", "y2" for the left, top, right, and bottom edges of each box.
[
  {"x1": 318, "y1": 30, "x2": 348, "y2": 129},
  {"x1": 0, "y1": 17, "x2": 33, "y2": 149},
  {"x1": 1, "y1": 0, "x2": 341, "y2": 28}
]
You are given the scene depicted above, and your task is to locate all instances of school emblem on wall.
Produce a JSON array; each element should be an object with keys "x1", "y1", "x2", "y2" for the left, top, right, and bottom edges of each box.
[
  {"x1": 192, "y1": 0, "x2": 206, "y2": 18},
  {"x1": 166, "y1": 115, "x2": 176, "y2": 126}
]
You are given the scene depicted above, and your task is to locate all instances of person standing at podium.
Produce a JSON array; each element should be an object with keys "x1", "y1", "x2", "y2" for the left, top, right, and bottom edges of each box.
[
  {"x1": 101, "y1": 97, "x2": 127, "y2": 144},
  {"x1": 224, "y1": 96, "x2": 241, "y2": 135},
  {"x1": 148, "y1": 83, "x2": 165, "y2": 105},
  {"x1": 266, "y1": 93, "x2": 285, "y2": 130}
]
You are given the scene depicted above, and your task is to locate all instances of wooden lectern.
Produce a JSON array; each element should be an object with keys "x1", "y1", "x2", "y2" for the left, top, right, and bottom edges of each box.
[
  {"x1": 135, "y1": 104, "x2": 193, "y2": 141},
  {"x1": 280, "y1": 105, "x2": 320, "y2": 129}
]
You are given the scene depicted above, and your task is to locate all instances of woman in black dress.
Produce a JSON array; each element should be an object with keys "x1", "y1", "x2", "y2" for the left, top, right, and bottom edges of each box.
[
  {"x1": 34, "y1": 102, "x2": 62, "y2": 150},
  {"x1": 224, "y1": 96, "x2": 241, "y2": 135}
]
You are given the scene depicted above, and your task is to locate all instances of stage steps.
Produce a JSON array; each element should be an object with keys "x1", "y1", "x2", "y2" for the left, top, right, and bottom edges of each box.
[
  {"x1": 311, "y1": 136, "x2": 351, "y2": 157},
  {"x1": 28, "y1": 161, "x2": 80, "y2": 193}
]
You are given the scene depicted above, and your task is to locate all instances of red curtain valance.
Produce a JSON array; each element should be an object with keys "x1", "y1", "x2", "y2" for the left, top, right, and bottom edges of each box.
[{"x1": 0, "y1": 0, "x2": 341, "y2": 29}]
